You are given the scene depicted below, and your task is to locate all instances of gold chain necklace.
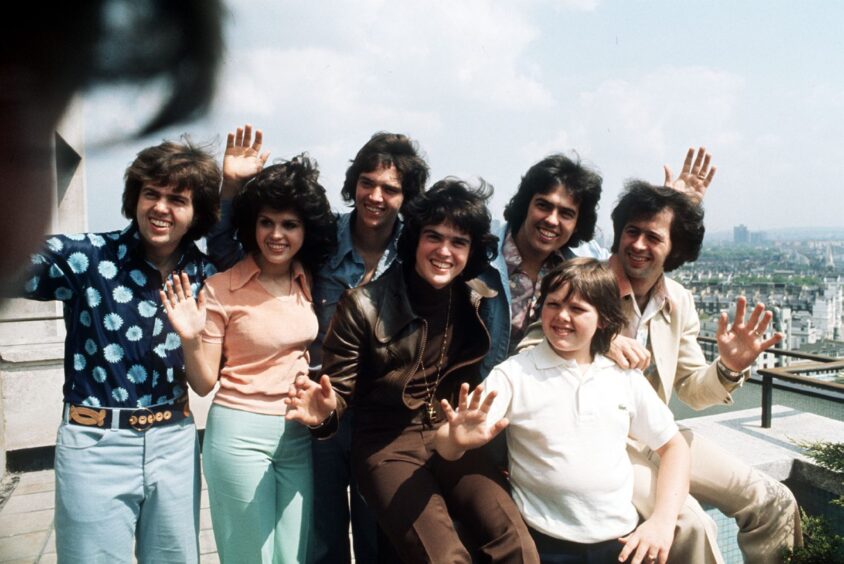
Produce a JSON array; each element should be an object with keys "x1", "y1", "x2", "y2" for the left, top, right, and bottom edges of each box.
[{"x1": 420, "y1": 285, "x2": 453, "y2": 425}]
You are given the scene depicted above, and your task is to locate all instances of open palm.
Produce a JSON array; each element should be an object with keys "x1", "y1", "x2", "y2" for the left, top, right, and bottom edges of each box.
[
  {"x1": 285, "y1": 375, "x2": 337, "y2": 426},
  {"x1": 664, "y1": 146, "x2": 716, "y2": 203},
  {"x1": 160, "y1": 272, "x2": 206, "y2": 341},
  {"x1": 223, "y1": 124, "x2": 270, "y2": 184},
  {"x1": 716, "y1": 296, "x2": 783, "y2": 372},
  {"x1": 441, "y1": 383, "x2": 508, "y2": 451}
]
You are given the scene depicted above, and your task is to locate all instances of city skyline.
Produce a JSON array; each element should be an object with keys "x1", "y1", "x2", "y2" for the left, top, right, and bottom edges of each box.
[{"x1": 81, "y1": 0, "x2": 844, "y2": 238}]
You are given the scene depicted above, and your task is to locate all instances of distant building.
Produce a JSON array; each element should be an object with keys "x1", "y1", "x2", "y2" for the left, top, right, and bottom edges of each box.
[
  {"x1": 734, "y1": 224, "x2": 749, "y2": 245},
  {"x1": 812, "y1": 277, "x2": 843, "y2": 340},
  {"x1": 750, "y1": 231, "x2": 767, "y2": 245}
]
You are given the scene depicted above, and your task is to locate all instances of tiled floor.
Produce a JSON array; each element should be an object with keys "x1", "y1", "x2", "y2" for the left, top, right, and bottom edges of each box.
[
  {"x1": 1, "y1": 406, "x2": 839, "y2": 562},
  {"x1": 0, "y1": 470, "x2": 219, "y2": 563}
]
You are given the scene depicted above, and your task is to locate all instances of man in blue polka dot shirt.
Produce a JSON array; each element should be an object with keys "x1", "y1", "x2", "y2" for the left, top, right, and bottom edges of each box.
[{"x1": 22, "y1": 138, "x2": 221, "y2": 563}]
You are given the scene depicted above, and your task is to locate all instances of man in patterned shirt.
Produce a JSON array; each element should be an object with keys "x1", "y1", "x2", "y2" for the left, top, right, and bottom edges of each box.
[
  {"x1": 479, "y1": 148, "x2": 713, "y2": 377},
  {"x1": 478, "y1": 154, "x2": 606, "y2": 376},
  {"x1": 21, "y1": 139, "x2": 221, "y2": 563}
]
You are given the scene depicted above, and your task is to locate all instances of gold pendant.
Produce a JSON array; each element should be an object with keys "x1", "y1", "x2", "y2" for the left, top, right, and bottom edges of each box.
[{"x1": 425, "y1": 400, "x2": 437, "y2": 425}]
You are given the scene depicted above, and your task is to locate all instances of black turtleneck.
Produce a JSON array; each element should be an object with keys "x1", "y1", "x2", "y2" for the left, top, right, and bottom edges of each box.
[{"x1": 403, "y1": 265, "x2": 473, "y2": 405}]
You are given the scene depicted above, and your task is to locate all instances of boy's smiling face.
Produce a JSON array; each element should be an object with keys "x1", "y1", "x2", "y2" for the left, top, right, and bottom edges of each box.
[{"x1": 541, "y1": 282, "x2": 600, "y2": 365}]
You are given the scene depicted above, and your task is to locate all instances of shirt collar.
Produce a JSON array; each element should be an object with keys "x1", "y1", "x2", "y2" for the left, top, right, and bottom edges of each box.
[
  {"x1": 230, "y1": 253, "x2": 312, "y2": 301},
  {"x1": 530, "y1": 339, "x2": 617, "y2": 372},
  {"x1": 502, "y1": 227, "x2": 568, "y2": 277},
  {"x1": 328, "y1": 211, "x2": 403, "y2": 270},
  {"x1": 117, "y1": 223, "x2": 203, "y2": 272},
  {"x1": 531, "y1": 338, "x2": 578, "y2": 370},
  {"x1": 117, "y1": 223, "x2": 145, "y2": 265},
  {"x1": 608, "y1": 254, "x2": 672, "y2": 315},
  {"x1": 330, "y1": 211, "x2": 356, "y2": 268}
]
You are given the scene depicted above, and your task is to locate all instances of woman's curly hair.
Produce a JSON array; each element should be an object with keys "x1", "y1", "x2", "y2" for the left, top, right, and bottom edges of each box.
[{"x1": 232, "y1": 154, "x2": 337, "y2": 274}]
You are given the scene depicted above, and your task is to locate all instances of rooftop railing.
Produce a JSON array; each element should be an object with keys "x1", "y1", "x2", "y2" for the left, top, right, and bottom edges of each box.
[{"x1": 698, "y1": 337, "x2": 844, "y2": 428}]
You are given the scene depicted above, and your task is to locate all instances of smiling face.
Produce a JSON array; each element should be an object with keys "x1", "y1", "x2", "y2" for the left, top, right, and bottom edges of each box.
[
  {"x1": 414, "y1": 222, "x2": 471, "y2": 289},
  {"x1": 354, "y1": 165, "x2": 403, "y2": 234},
  {"x1": 541, "y1": 283, "x2": 600, "y2": 364},
  {"x1": 254, "y1": 207, "x2": 304, "y2": 274},
  {"x1": 617, "y1": 208, "x2": 674, "y2": 290},
  {"x1": 514, "y1": 183, "x2": 579, "y2": 261},
  {"x1": 136, "y1": 184, "x2": 194, "y2": 259}
]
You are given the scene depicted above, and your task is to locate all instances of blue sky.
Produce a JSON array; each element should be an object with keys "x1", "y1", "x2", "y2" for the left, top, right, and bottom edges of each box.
[{"x1": 83, "y1": 0, "x2": 844, "y2": 242}]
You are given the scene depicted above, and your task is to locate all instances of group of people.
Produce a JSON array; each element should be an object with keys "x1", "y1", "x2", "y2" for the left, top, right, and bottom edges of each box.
[{"x1": 18, "y1": 123, "x2": 802, "y2": 563}]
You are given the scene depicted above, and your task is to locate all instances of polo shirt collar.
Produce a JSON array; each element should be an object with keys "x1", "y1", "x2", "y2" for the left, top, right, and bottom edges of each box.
[
  {"x1": 531, "y1": 339, "x2": 579, "y2": 370},
  {"x1": 229, "y1": 253, "x2": 312, "y2": 301},
  {"x1": 531, "y1": 339, "x2": 617, "y2": 373}
]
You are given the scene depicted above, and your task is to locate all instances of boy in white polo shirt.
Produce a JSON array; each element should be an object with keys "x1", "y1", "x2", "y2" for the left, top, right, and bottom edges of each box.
[{"x1": 435, "y1": 257, "x2": 690, "y2": 564}]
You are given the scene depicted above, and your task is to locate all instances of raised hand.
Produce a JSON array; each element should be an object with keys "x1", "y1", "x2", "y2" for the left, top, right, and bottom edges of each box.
[
  {"x1": 440, "y1": 383, "x2": 508, "y2": 453},
  {"x1": 221, "y1": 123, "x2": 271, "y2": 197},
  {"x1": 663, "y1": 146, "x2": 716, "y2": 203},
  {"x1": 618, "y1": 515, "x2": 674, "y2": 564},
  {"x1": 284, "y1": 374, "x2": 337, "y2": 426},
  {"x1": 607, "y1": 334, "x2": 652, "y2": 371},
  {"x1": 160, "y1": 271, "x2": 205, "y2": 342},
  {"x1": 717, "y1": 296, "x2": 783, "y2": 373}
]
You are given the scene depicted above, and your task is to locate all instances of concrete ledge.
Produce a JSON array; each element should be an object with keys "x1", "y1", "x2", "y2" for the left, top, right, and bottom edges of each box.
[
  {"x1": 678, "y1": 405, "x2": 844, "y2": 481},
  {"x1": 0, "y1": 343, "x2": 64, "y2": 365}
]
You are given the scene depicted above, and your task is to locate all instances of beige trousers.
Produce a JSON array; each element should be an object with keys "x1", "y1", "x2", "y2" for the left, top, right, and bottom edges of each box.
[{"x1": 630, "y1": 428, "x2": 802, "y2": 564}]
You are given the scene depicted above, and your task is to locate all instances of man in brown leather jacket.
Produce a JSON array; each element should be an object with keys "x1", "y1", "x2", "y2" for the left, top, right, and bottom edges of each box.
[{"x1": 286, "y1": 178, "x2": 539, "y2": 563}]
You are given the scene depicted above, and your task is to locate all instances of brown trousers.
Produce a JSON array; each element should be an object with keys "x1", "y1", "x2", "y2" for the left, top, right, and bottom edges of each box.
[{"x1": 352, "y1": 424, "x2": 539, "y2": 564}]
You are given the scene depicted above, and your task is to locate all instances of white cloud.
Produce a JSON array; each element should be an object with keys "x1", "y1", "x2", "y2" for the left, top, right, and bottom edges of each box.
[
  {"x1": 82, "y1": 2, "x2": 844, "y2": 235},
  {"x1": 548, "y1": 0, "x2": 600, "y2": 11}
]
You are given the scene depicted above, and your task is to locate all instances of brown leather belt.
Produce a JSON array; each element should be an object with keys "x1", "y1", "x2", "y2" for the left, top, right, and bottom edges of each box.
[{"x1": 65, "y1": 399, "x2": 191, "y2": 432}]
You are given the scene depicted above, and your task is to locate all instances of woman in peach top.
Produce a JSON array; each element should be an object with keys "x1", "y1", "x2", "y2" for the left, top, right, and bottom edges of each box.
[{"x1": 161, "y1": 154, "x2": 336, "y2": 563}]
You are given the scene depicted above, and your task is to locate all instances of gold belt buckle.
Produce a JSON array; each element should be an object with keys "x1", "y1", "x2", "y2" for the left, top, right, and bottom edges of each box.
[
  {"x1": 69, "y1": 405, "x2": 106, "y2": 427},
  {"x1": 128, "y1": 407, "x2": 155, "y2": 431}
]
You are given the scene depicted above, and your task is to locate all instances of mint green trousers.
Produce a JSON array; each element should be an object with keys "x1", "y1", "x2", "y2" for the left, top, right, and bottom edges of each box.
[{"x1": 202, "y1": 404, "x2": 313, "y2": 564}]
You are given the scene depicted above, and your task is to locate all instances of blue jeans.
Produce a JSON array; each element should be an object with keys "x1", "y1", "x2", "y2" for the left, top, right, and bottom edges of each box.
[
  {"x1": 202, "y1": 404, "x2": 313, "y2": 564},
  {"x1": 309, "y1": 411, "x2": 378, "y2": 563},
  {"x1": 54, "y1": 417, "x2": 200, "y2": 563}
]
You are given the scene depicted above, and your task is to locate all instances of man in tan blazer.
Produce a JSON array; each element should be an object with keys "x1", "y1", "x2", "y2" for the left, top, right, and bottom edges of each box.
[{"x1": 608, "y1": 180, "x2": 801, "y2": 563}]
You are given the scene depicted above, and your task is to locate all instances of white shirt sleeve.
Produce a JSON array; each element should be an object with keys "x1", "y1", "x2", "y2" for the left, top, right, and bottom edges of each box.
[
  {"x1": 481, "y1": 365, "x2": 514, "y2": 425},
  {"x1": 628, "y1": 370, "x2": 679, "y2": 451}
]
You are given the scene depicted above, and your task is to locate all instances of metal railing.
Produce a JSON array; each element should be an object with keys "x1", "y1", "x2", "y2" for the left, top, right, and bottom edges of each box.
[{"x1": 698, "y1": 337, "x2": 844, "y2": 428}]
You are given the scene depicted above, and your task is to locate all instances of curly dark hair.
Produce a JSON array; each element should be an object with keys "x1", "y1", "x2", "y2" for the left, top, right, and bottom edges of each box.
[
  {"x1": 610, "y1": 180, "x2": 705, "y2": 272},
  {"x1": 340, "y1": 132, "x2": 429, "y2": 213},
  {"x1": 539, "y1": 258, "x2": 626, "y2": 358},
  {"x1": 122, "y1": 137, "x2": 221, "y2": 242},
  {"x1": 232, "y1": 154, "x2": 337, "y2": 274},
  {"x1": 397, "y1": 178, "x2": 498, "y2": 281},
  {"x1": 503, "y1": 153, "x2": 602, "y2": 248}
]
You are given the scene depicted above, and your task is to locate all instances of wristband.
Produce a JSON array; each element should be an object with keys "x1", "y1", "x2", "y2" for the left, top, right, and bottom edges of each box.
[
  {"x1": 717, "y1": 360, "x2": 744, "y2": 383},
  {"x1": 307, "y1": 410, "x2": 336, "y2": 430}
]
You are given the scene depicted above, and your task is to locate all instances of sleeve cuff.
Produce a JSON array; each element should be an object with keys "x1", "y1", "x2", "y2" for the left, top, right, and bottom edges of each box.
[
  {"x1": 716, "y1": 359, "x2": 747, "y2": 384},
  {"x1": 308, "y1": 410, "x2": 339, "y2": 438}
]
